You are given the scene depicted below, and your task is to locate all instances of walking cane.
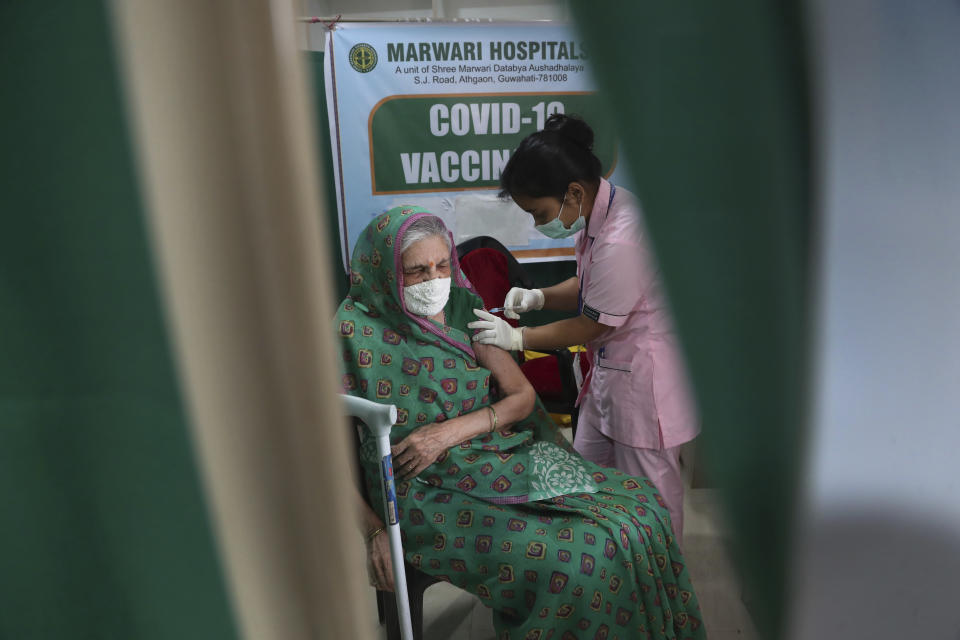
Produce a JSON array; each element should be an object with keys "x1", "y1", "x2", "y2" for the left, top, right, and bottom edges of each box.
[{"x1": 340, "y1": 394, "x2": 414, "y2": 640}]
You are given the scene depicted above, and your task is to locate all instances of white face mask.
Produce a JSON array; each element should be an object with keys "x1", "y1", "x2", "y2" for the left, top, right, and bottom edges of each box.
[{"x1": 403, "y1": 276, "x2": 451, "y2": 317}]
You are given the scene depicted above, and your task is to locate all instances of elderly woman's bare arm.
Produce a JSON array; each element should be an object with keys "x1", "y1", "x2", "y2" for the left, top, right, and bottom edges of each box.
[
  {"x1": 472, "y1": 341, "x2": 537, "y2": 421},
  {"x1": 391, "y1": 343, "x2": 535, "y2": 480}
]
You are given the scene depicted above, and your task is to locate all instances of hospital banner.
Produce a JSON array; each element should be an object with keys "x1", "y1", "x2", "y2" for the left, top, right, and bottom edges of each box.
[{"x1": 322, "y1": 21, "x2": 628, "y2": 268}]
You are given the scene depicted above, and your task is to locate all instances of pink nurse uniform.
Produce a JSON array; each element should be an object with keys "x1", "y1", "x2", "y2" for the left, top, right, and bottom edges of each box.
[{"x1": 573, "y1": 178, "x2": 700, "y2": 540}]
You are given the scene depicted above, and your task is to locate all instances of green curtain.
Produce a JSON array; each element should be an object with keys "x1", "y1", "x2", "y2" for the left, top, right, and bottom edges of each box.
[
  {"x1": 570, "y1": 3, "x2": 812, "y2": 638},
  {"x1": 0, "y1": 3, "x2": 237, "y2": 637}
]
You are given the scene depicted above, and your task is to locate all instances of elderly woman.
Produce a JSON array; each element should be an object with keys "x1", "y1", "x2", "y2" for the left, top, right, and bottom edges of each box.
[{"x1": 337, "y1": 206, "x2": 705, "y2": 640}]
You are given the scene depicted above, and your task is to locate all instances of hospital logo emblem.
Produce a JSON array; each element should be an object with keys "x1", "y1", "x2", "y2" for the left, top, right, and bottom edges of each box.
[{"x1": 349, "y1": 43, "x2": 378, "y2": 73}]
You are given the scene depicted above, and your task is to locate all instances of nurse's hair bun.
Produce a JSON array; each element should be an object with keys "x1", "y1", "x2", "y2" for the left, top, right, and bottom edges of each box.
[
  {"x1": 499, "y1": 112, "x2": 602, "y2": 198},
  {"x1": 543, "y1": 113, "x2": 595, "y2": 151}
]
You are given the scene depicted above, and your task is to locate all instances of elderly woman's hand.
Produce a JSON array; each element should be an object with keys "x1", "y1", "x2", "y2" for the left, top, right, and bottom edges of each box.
[
  {"x1": 392, "y1": 423, "x2": 450, "y2": 480},
  {"x1": 366, "y1": 527, "x2": 394, "y2": 592}
]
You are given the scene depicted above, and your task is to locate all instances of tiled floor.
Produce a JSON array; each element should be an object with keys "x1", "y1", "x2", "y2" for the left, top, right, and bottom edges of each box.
[
  {"x1": 368, "y1": 432, "x2": 758, "y2": 639},
  {"x1": 682, "y1": 488, "x2": 759, "y2": 640}
]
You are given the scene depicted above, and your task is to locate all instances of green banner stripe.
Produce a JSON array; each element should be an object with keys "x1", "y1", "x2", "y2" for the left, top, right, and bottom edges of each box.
[{"x1": 369, "y1": 93, "x2": 617, "y2": 193}]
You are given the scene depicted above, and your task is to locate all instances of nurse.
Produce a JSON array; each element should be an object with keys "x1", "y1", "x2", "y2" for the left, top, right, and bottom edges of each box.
[{"x1": 468, "y1": 114, "x2": 700, "y2": 540}]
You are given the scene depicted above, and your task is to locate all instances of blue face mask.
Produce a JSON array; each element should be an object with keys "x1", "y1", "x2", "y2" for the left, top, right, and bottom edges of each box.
[{"x1": 535, "y1": 192, "x2": 584, "y2": 239}]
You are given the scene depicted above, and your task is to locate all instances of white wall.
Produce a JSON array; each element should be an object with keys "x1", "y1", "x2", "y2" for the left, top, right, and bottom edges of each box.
[
  {"x1": 301, "y1": 0, "x2": 569, "y2": 50},
  {"x1": 789, "y1": 2, "x2": 960, "y2": 638}
]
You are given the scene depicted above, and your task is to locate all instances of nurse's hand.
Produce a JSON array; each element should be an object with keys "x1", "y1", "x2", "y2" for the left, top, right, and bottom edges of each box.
[
  {"x1": 468, "y1": 309, "x2": 525, "y2": 351},
  {"x1": 502, "y1": 287, "x2": 545, "y2": 319}
]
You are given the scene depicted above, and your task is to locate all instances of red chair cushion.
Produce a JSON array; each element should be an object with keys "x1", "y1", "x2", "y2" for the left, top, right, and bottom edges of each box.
[
  {"x1": 458, "y1": 248, "x2": 518, "y2": 327},
  {"x1": 520, "y1": 351, "x2": 591, "y2": 404},
  {"x1": 520, "y1": 355, "x2": 564, "y2": 401}
]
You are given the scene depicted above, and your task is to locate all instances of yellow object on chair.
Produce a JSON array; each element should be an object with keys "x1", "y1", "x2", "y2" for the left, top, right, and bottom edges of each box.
[{"x1": 523, "y1": 344, "x2": 586, "y2": 362}]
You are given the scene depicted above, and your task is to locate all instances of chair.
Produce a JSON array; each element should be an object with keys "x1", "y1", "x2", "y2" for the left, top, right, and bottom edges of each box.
[
  {"x1": 456, "y1": 236, "x2": 586, "y2": 434},
  {"x1": 344, "y1": 406, "x2": 441, "y2": 640}
]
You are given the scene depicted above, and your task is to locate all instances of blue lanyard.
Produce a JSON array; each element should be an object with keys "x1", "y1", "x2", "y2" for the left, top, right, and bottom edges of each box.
[{"x1": 577, "y1": 184, "x2": 616, "y2": 315}]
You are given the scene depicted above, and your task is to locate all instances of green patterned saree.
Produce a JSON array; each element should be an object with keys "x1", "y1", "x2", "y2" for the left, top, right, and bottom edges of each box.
[{"x1": 337, "y1": 207, "x2": 706, "y2": 640}]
